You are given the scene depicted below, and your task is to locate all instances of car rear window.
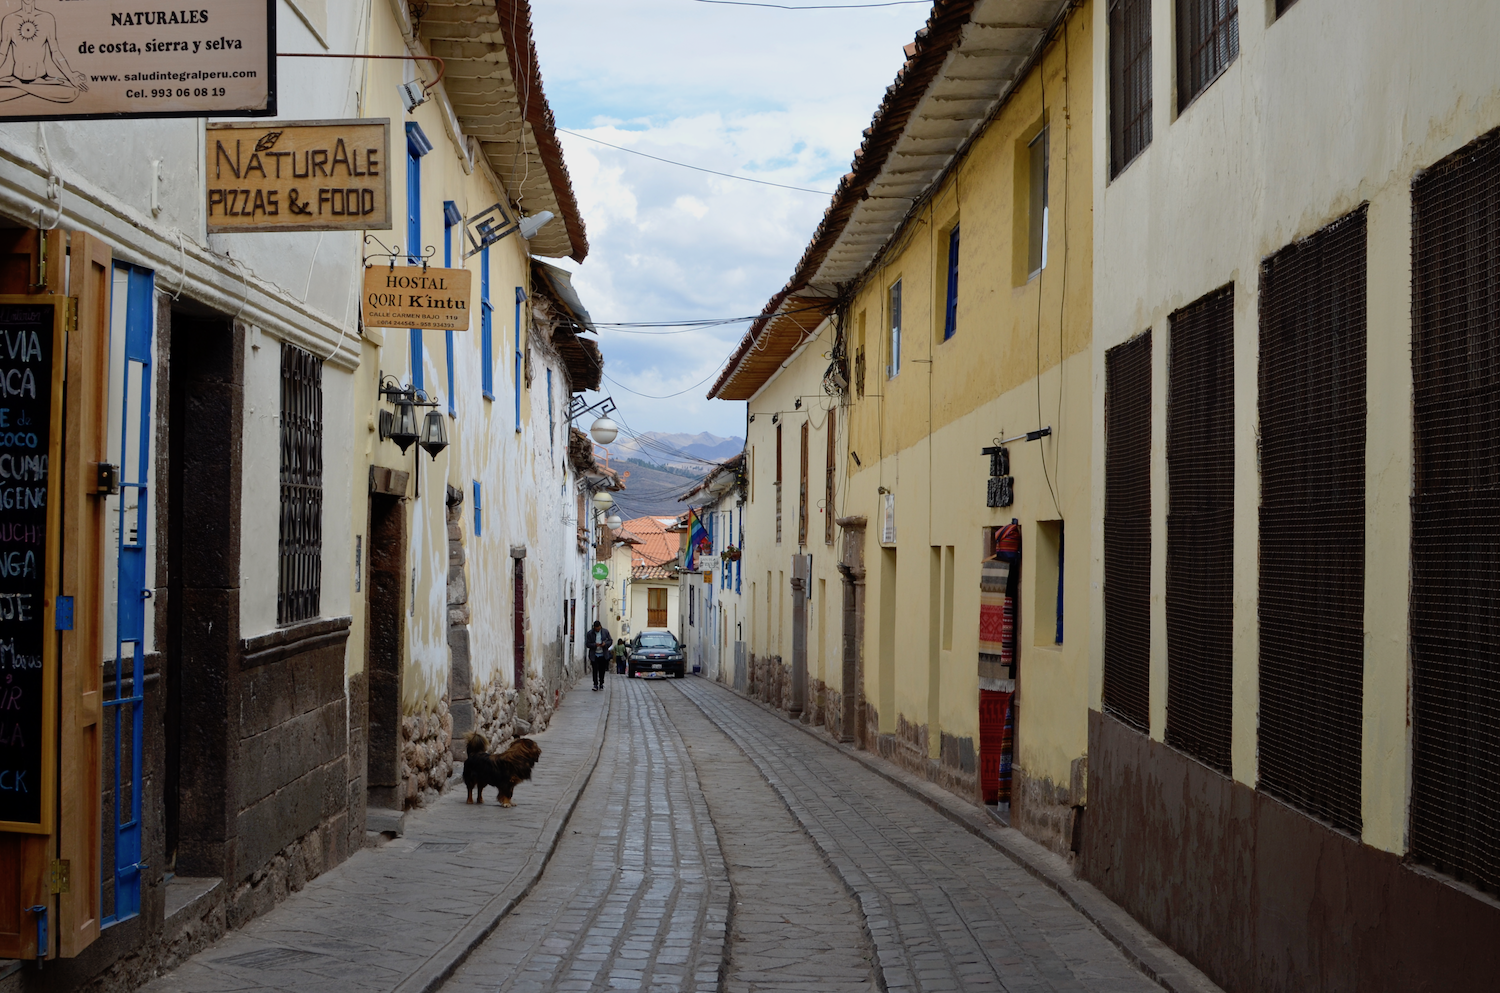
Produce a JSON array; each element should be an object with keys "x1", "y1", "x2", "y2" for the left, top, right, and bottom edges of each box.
[{"x1": 639, "y1": 634, "x2": 676, "y2": 648}]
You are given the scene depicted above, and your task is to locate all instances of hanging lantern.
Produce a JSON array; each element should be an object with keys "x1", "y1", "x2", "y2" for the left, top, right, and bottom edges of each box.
[
  {"x1": 592, "y1": 489, "x2": 614, "y2": 512},
  {"x1": 419, "y1": 409, "x2": 449, "y2": 460},
  {"x1": 389, "y1": 398, "x2": 419, "y2": 454},
  {"x1": 589, "y1": 415, "x2": 619, "y2": 445}
]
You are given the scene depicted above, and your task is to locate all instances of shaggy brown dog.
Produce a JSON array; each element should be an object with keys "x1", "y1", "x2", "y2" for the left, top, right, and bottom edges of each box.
[{"x1": 463, "y1": 733, "x2": 542, "y2": 806}]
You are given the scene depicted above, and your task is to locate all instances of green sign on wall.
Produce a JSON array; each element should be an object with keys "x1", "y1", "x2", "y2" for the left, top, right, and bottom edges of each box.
[{"x1": 592, "y1": 562, "x2": 609, "y2": 581}]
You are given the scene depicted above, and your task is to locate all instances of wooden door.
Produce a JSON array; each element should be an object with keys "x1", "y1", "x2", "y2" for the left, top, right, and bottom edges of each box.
[{"x1": 647, "y1": 588, "x2": 667, "y2": 628}]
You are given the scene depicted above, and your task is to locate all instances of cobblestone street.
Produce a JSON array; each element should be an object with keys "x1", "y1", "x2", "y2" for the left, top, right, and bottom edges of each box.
[{"x1": 441, "y1": 678, "x2": 1209, "y2": 993}]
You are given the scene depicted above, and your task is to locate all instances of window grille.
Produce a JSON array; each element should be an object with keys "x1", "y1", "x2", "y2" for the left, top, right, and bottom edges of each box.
[
  {"x1": 1103, "y1": 332, "x2": 1152, "y2": 731},
  {"x1": 279, "y1": 343, "x2": 323, "y2": 625},
  {"x1": 1410, "y1": 125, "x2": 1500, "y2": 894},
  {"x1": 776, "y1": 423, "x2": 783, "y2": 544},
  {"x1": 1176, "y1": 0, "x2": 1238, "y2": 112},
  {"x1": 1166, "y1": 286, "x2": 1234, "y2": 774},
  {"x1": 825, "y1": 408, "x2": 837, "y2": 545},
  {"x1": 1258, "y1": 206, "x2": 1367, "y2": 835},
  {"x1": 1109, "y1": 0, "x2": 1152, "y2": 177}
]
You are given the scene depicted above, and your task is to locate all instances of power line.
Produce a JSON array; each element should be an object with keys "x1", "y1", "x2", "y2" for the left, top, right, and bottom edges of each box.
[
  {"x1": 693, "y1": 0, "x2": 930, "y2": 8},
  {"x1": 556, "y1": 128, "x2": 835, "y2": 196}
]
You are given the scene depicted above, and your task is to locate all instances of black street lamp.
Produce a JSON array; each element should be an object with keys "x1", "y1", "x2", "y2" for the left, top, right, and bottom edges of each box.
[{"x1": 378, "y1": 375, "x2": 448, "y2": 496}]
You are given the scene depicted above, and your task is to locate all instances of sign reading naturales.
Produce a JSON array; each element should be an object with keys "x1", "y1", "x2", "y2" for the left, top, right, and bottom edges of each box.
[
  {"x1": 206, "y1": 120, "x2": 391, "y2": 233},
  {"x1": 0, "y1": 0, "x2": 274, "y2": 121},
  {"x1": 362, "y1": 266, "x2": 473, "y2": 332}
]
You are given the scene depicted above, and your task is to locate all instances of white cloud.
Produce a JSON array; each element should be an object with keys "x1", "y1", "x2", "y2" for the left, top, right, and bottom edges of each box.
[{"x1": 529, "y1": 0, "x2": 931, "y2": 442}]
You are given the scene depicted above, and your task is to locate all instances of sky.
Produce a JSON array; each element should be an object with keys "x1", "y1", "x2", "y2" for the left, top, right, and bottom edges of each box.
[{"x1": 528, "y1": 0, "x2": 934, "y2": 444}]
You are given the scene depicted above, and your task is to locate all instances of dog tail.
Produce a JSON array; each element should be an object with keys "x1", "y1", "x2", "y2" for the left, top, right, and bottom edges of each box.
[{"x1": 465, "y1": 731, "x2": 488, "y2": 755}]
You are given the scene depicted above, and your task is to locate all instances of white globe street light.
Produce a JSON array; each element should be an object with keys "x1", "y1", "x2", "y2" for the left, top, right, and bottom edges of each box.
[
  {"x1": 592, "y1": 489, "x2": 614, "y2": 512},
  {"x1": 589, "y1": 416, "x2": 619, "y2": 445},
  {"x1": 606, "y1": 512, "x2": 623, "y2": 530}
]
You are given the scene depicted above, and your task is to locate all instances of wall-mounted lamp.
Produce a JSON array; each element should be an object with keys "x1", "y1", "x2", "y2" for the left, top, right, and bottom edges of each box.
[
  {"x1": 567, "y1": 395, "x2": 619, "y2": 445},
  {"x1": 518, "y1": 210, "x2": 555, "y2": 240},
  {"x1": 419, "y1": 409, "x2": 449, "y2": 460},
  {"x1": 379, "y1": 375, "x2": 446, "y2": 497},
  {"x1": 589, "y1": 415, "x2": 619, "y2": 445}
]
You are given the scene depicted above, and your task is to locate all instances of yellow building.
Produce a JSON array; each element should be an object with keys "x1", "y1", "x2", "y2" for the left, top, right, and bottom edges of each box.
[{"x1": 710, "y1": 0, "x2": 1093, "y2": 852}]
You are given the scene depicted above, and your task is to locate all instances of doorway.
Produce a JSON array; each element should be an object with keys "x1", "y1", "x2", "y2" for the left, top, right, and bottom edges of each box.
[
  {"x1": 365, "y1": 491, "x2": 406, "y2": 810},
  {"x1": 164, "y1": 310, "x2": 240, "y2": 880}
]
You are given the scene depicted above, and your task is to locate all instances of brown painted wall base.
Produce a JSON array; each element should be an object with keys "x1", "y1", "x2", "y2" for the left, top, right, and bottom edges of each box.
[{"x1": 1083, "y1": 709, "x2": 1500, "y2": 993}]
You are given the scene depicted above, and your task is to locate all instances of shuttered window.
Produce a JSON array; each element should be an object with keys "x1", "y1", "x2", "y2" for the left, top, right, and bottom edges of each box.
[
  {"x1": 825, "y1": 408, "x2": 837, "y2": 545},
  {"x1": 799, "y1": 421, "x2": 809, "y2": 546},
  {"x1": 1410, "y1": 126, "x2": 1500, "y2": 894},
  {"x1": 279, "y1": 344, "x2": 323, "y2": 625},
  {"x1": 1176, "y1": 0, "x2": 1238, "y2": 112},
  {"x1": 775, "y1": 423, "x2": 783, "y2": 544},
  {"x1": 1103, "y1": 332, "x2": 1152, "y2": 731},
  {"x1": 1166, "y1": 286, "x2": 1234, "y2": 774},
  {"x1": 1258, "y1": 206, "x2": 1367, "y2": 835},
  {"x1": 1109, "y1": 0, "x2": 1153, "y2": 178}
]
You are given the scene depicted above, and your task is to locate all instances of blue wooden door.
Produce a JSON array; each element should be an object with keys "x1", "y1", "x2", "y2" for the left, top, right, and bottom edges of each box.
[{"x1": 101, "y1": 263, "x2": 153, "y2": 925}]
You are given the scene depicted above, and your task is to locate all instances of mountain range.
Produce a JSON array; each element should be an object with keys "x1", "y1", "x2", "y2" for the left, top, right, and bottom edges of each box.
[{"x1": 608, "y1": 431, "x2": 743, "y2": 472}]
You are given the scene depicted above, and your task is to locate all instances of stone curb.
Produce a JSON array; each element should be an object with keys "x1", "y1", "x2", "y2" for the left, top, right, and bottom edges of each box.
[
  {"x1": 693, "y1": 677, "x2": 1223, "y2": 993},
  {"x1": 391, "y1": 680, "x2": 613, "y2": 993}
]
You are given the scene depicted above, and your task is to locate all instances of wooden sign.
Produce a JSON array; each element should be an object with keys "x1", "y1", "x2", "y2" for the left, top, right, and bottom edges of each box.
[
  {"x1": 0, "y1": 297, "x2": 63, "y2": 834},
  {"x1": 205, "y1": 119, "x2": 390, "y2": 233},
  {"x1": 362, "y1": 266, "x2": 473, "y2": 332},
  {"x1": 0, "y1": 0, "x2": 274, "y2": 122}
]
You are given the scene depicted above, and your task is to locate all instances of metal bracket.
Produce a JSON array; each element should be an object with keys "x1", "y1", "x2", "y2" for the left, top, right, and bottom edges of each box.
[
  {"x1": 49, "y1": 859, "x2": 70, "y2": 895},
  {"x1": 96, "y1": 462, "x2": 120, "y2": 495}
]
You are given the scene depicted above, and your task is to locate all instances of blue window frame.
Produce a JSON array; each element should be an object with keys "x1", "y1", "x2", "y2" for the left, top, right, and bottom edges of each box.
[
  {"x1": 480, "y1": 246, "x2": 494, "y2": 399},
  {"x1": 406, "y1": 123, "x2": 431, "y2": 392},
  {"x1": 514, "y1": 287, "x2": 526, "y2": 432},
  {"x1": 546, "y1": 368, "x2": 554, "y2": 458},
  {"x1": 735, "y1": 508, "x2": 742, "y2": 593},
  {"x1": 943, "y1": 224, "x2": 960, "y2": 340},
  {"x1": 473, "y1": 481, "x2": 483, "y2": 536},
  {"x1": 444, "y1": 201, "x2": 460, "y2": 415},
  {"x1": 104, "y1": 262, "x2": 154, "y2": 927}
]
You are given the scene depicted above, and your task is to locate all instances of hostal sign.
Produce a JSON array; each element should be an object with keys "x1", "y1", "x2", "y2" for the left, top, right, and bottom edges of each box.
[
  {"x1": 205, "y1": 119, "x2": 391, "y2": 233},
  {"x1": 362, "y1": 266, "x2": 473, "y2": 333}
]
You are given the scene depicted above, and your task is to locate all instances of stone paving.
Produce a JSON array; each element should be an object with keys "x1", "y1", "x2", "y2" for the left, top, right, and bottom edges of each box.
[
  {"x1": 671, "y1": 678, "x2": 1169, "y2": 993},
  {"x1": 440, "y1": 679, "x2": 730, "y2": 993},
  {"x1": 137, "y1": 683, "x2": 609, "y2": 993}
]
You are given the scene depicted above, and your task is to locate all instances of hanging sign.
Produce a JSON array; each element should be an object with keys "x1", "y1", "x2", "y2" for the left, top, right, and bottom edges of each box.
[
  {"x1": 362, "y1": 265, "x2": 472, "y2": 331},
  {"x1": 205, "y1": 119, "x2": 391, "y2": 233},
  {"x1": 0, "y1": 297, "x2": 63, "y2": 834},
  {"x1": 591, "y1": 562, "x2": 608, "y2": 581},
  {"x1": 0, "y1": 0, "x2": 275, "y2": 122}
]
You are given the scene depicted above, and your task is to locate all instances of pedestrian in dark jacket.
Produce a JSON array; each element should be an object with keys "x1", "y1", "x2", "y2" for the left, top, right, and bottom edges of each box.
[{"x1": 586, "y1": 620, "x2": 612, "y2": 690}]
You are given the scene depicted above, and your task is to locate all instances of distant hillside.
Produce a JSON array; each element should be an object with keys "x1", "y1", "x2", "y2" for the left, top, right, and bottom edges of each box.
[
  {"x1": 607, "y1": 459, "x2": 701, "y2": 520},
  {"x1": 610, "y1": 431, "x2": 743, "y2": 472}
]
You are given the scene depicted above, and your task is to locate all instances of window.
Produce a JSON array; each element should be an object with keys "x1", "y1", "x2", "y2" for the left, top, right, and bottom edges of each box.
[
  {"x1": 943, "y1": 224, "x2": 960, "y2": 340},
  {"x1": 1103, "y1": 332, "x2": 1151, "y2": 731},
  {"x1": 546, "y1": 368, "x2": 555, "y2": 459},
  {"x1": 855, "y1": 309, "x2": 867, "y2": 397},
  {"x1": 1109, "y1": 0, "x2": 1153, "y2": 177},
  {"x1": 481, "y1": 246, "x2": 494, "y2": 399},
  {"x1": 278, "y1": 343, "x2": 324, "y2": 625},
  {"x1": 688, "y1": 585, "x2": 695, "y2": 626},
  {"x1": 775, "y1": 423, "x2": 783, "y2": 544},
  {"x1": 1176, "y1": 0, "x2": 1238, "y2": 112},
  {"x1": 825, "y1": 408, "x2": 836, "y2": 545},
  {"x1": 1274, "y1": 0, "x2": 1298, "y2": 16},
  {"x1": 406, "y1": 123, "x2": 430, "y2": 392},
  {"x1": 1166, "y1": 286, "x2": 1234, "y2": 774},
  {"x1": 887, "y1": 280, "x2": 902, "y2": 377},
  {"x1": 444, "y1": 201, "x2": 460, "y2": 415},
  {"x1": 515, "y1": 287, "x2": 526, "y2": 432},
  {"x1": 1258, "y1": 205, "x2": 1367, "y2": 835},
  {"x1": 798, "y1": 420, "x2": 809, "y2": 546},
  {"x1": 1034, "y1": 521, "x2": 1065, "y2": 646},
  {"x1": 648, "y1": 588, "x2": 668, "y2": 628},
  {"x1": 1028, "y1": 128, "x2": 1049, "y2": 278},
  {"x1": 473, "y1": 480, "x2": 483, "y2": 536},
  {"x1": 1410, "y1": 126, "x2": 1500, "y2": 893}
]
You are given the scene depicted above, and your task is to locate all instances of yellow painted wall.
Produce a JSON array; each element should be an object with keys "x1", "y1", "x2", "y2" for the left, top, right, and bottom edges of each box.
[{"x1": 840, "y1": 2, "x2": 1093, "y2": 786}]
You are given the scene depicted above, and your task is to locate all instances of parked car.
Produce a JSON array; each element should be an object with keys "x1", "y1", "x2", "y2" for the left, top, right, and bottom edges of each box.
[{"x1": 628, "y1": 630, "x2": 686, "y2": 678}]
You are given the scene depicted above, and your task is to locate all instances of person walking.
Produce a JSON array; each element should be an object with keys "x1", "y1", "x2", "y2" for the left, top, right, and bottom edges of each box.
[
  {"x1": 586, "y1": 620, "x2": 612, "y2": 690},
  {"x1": 613, "y1": 637, "x2": 629, "y2": 675}
]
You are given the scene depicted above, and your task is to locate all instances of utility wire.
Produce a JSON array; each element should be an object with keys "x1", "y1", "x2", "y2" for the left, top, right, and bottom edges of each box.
[
  {"x1": 693, "y1": 0, "x2": 930, "y2": 8},
  {"x1": 557, "y1": 128, "x2": 835, "y2": 196}
]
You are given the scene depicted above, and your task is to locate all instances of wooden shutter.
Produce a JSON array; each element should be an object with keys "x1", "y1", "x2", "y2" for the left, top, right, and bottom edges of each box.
[
  {"x1": 825, "y1": 410, "x2": 836, "y2": 545},
  {"x1": 57, "y1": 232, "x2": 110, "y2": 956},
  {"x1": 799, "y1": 422, "x2": 809, "y2": 546}
]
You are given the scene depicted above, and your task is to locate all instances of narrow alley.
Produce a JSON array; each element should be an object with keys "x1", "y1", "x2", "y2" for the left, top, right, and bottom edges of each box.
[{"x1": 135, "y1": 677, "x2": 1216, "y2": 993}]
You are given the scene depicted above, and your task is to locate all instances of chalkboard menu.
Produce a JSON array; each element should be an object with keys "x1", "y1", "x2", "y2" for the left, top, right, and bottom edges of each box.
[{"x1": 0, "y1": 301, "x2": 60, "y2": 832}]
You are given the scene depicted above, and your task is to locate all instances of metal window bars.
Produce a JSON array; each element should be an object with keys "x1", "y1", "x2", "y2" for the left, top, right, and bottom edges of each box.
[
  {"x1": 278, "y1": 344, "x2": 324, "y2": 625},
  {"x1": 1109, "y1": 0, "x2": 1153, "y2": 177},
  {"x1": 1103, "y1": 331, "x2": 1152, "y2": 732},
  {"x1": 1176, "y1": 0, "x2": 1238, "y2": 113}
]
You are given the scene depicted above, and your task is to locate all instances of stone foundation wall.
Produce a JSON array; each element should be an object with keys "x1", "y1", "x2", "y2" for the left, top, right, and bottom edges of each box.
[
  {"x1": 400, "y1": 699, "x2": 454, "y2": 808},
  {"x1": 1011, "y1": 758, "x2": 1087, "y2": 858}
]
